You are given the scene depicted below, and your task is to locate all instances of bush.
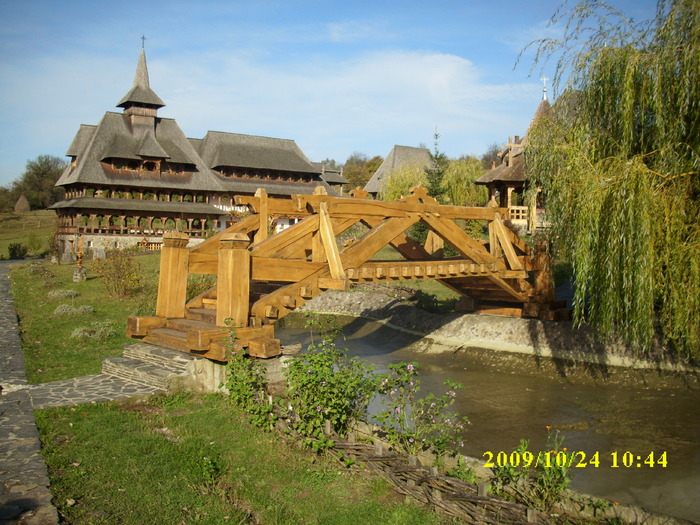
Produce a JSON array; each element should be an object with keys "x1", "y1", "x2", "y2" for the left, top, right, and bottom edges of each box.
[
  {"x1": 70, "y1": 321, "x2": 116, "y2": 340},
  {"x1": 8, "y1": 243, "x2": 28, "y2": 259},
  {"x1": 92, "y1": 249, "x2": 142, "y2": 299},
  {"x1": 53, "y1": 304, "x2": 95, "y2": 316},
  {"x1": 285, "y1": 314, "x2": 380, "y2": 448},
  {"x1": 47, "y1": 289, "x2": 79, "y2": 300}
]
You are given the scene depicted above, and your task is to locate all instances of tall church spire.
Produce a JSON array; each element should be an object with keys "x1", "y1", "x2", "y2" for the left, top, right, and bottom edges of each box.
[{"x1": 116, "y1": 50, "x2": 165, "y2": 110}]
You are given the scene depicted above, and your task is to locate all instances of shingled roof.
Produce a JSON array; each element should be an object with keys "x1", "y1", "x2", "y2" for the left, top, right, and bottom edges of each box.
[
  {"x1": 364, "y1": 145, "x2": 431, "y2": 194},
  {"x1": 55, "y1": 112, "x2": 225, "y2": 192},
  {"x1": 51, "y1": 197, "x2": 223, "y2": 215},
  {"x1": 197, "y1": 131, "x2": 320, "y2": 174},
  {"x1": 117, "y1": 50, "x2": 165, "y2": 109}
]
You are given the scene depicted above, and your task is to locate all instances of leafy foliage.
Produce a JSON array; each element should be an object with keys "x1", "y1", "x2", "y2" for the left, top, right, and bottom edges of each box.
[
  {"x1": 92, "y1": 249, "x2": 142, "y2": 299},
  {"x1": 342, "y1": 152, "x2": 383, "y2": 189},
  {"x1": 523, "y1": 0, "x2": 700, "y2": 359},
  {"x1": 375, "y1": 363, "x2": 468, "y2": 462},
  {"x1": 491, "y1": 428, "x2": 574, "y2": 512},
  {"x1": 0, "y1": 154, "x2": 66, "y2": 212},
  {"x1": 378, "y1": 164, "x2": 427, "y2": 201},
  {"x1": 441, "y1": 156, "x2": 488, "y2": 207},
  {"x1": 8, "y1": 242, "x2": 28, "y2": 259},
  {"x1": 285, "y1": 328, "x2": 379, "y2": 449},
  {"x1": 223, "y1": 322, "x2": 276, "y2": 429}
]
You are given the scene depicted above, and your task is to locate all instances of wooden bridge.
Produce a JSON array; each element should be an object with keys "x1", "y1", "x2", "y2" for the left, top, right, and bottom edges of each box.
[{"x1": 127, "y1": 186, "x2": 559, "y2": 360}]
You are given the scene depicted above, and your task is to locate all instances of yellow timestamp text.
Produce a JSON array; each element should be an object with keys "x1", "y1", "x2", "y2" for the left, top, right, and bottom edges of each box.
[{"x1": 482, "y1": 450, "x2": 668, "y2": 469}]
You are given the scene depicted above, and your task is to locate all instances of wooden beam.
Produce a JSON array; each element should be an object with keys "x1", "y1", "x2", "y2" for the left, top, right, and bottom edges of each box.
[
  {"x1": 253, "y1": 188, "x2": 269, "y2": 245},
  {"x1": 420, "y1": 213, "x2": 503, "y2": 266},
  {"x1": 319, "y1": 201, "x2": 346, "y2": 280},
  {"x1": 251, "y1": 214, "x2": 320, "y2": 258},
  {"x1": 339, "y1": 215, "x2": 419, "y2": 268},
  {"x1": 190, "y1": 214, "x2": 258, "y2": 255},
  {"x1": 251, "y1": 257, "x2": 324, "y2": 282},
  {"x1": 492, "y1": 215, "x2": 524, "y2": 270},
  {"x1": 326, "y1": 199, "x2": 508, "y2": 221}
]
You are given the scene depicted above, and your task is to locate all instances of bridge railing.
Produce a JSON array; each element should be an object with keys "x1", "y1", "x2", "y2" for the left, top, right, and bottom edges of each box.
[{"x1": 155, "y1": 185, "x2": 549, "y2": 328}]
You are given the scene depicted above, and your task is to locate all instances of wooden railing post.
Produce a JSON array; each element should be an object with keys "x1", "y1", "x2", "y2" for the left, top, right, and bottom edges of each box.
[
  {"x1": 155, "y1": 231, "x2": 190, "y2": 318},
  {"x1": 217, "y1": 233, "x2": 251, "y2": 328}
]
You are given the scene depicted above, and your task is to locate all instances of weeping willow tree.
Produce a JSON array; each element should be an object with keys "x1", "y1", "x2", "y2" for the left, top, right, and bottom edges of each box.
[
  {"x1": 378, "y1": 165, "x2": 428, "y2": 201},
  {"x1": 442, "y1": 156, "x2": 488, "y2": 206},
  {"x1": 524, "y1": 0, "x2": 699, "y2": 360}
]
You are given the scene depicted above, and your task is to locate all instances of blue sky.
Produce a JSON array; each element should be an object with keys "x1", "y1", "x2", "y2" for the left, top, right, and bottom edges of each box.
[{"x1": 0, "y1": 0, "x2": 656, "y2": 186}]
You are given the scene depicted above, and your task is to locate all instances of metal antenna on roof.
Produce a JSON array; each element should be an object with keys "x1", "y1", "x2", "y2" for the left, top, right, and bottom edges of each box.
[
  {"x1": 540, "y1": 76, "x2": 549, "y2": 101},
  {"x1": 141, "y1": 35, "x2": 147, "y2": 50}
]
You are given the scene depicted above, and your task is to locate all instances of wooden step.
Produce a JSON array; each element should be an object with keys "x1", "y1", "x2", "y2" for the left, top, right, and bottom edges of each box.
[
  {"x1": 166, "y1": 317, "x2": 217, "y2": 332},
  {"x1": 202, "y1": 297, "x2": 217, "y2": 310},
  {"x1": 144, "y1": 327, "x2": 191, "y2": 353},
  {"x1": 186, "y1": 307, "x2": 216, "y2": 323}
]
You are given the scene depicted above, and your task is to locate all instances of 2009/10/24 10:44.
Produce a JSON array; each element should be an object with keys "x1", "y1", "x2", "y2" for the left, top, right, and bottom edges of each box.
[{"x1": 482, "y1": 450, "x2": 668, "y2": 469}]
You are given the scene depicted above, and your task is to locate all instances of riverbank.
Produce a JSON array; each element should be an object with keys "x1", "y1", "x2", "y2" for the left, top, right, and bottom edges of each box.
[{"x1": 293, "y1": 289, "x2": 699, "y2": 390}]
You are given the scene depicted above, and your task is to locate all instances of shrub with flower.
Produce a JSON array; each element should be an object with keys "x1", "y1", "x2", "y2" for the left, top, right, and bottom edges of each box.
[
  {"x1": 285, "y1": 334, "x2": 380, "y2": 450},
  {"x1": 491, "y1": 426, "x2": 574, "y2": 511},
  {"x1": 223, "y1": 321, "x2": 275, "y2": 429},
  {"x1": 375, "y1": 362, "x2": 468, "y2": 461}
]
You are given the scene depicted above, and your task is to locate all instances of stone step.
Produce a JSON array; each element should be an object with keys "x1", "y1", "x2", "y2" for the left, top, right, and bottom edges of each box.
[
  {"x1": 102, "y1": 357, "x2": 178, "y2": 390},
  {"x1": 123, "y1": 342, "x2": 198, "y2": 373},
  {"x1": 144, "y1": 327, "x2": 191, "y2": 353}
]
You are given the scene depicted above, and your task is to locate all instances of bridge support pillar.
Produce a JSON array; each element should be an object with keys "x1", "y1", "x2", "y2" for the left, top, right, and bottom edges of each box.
[{"x1": 217, "y1": 233, "x2": 251, "y2": 328}]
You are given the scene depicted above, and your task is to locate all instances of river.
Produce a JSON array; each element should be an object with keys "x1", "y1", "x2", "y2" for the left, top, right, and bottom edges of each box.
[{"x1": 278, "y1": 316, "x2": 700, "y2": 523}]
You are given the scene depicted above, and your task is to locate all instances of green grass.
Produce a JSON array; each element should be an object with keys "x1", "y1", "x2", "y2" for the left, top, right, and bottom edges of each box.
[
  {"x1": 13, "y1": 253, "x2": 452, "y2": 524},
  {"x1": 10, "y1": 253, "x2": 161, "y2": 383},
  {"x1": 0, "y1": 209, "x2": 57, "y2": 258},
  {"x1": 36, "y1": 394, "x2": 451, "y2": 524}
]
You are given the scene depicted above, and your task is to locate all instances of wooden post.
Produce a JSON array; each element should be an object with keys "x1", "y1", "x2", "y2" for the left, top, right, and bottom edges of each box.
[
  {"x1": 488, "y1": 215, "x2": 502, "y2": 258},
  {"x1": 217, "y1": 233, "x2": 251, "y2": 328},
  {"x1": 155, "y1": 231, "x2": 190, "y2": 318},
  {"x1": 253, "y1": 188, "x2": 269, "y2": 245}
]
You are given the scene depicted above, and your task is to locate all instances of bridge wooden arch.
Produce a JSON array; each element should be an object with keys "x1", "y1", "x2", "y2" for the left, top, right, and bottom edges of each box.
[{"x1": 127, "y1": 186, "x2": 559, "y2": 360}]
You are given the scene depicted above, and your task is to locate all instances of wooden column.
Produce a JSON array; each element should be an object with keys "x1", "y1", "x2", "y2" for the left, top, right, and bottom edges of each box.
[
  {"x1": 217, "y1": 233, "x2": 251, "y2": 328},
  {"x1": 253, "y1": 188, "x2": 269, "y2": 245},
  {"x1": 155, "y1": 232, "x2": 190, "y2": 318}
]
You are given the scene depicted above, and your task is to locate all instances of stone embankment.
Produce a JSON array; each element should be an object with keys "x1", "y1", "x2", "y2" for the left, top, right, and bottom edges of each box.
[{"x1": 298, "y1": 289, "x2": 699, "y2": 388}]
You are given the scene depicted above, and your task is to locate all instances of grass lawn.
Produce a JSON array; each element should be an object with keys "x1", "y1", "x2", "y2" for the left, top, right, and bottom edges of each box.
[
  {"x1": 10, "y1": 253, "x2": 160, "y2": 383},
  {"x1": 36, "y1": 394, "x2": 451, "y2": 525},
  {"x1": 11, "y1": 254, "x2": 453, "y2": 524},
  {"x1": 0, "y1": 209, "x2": 57, "y2": 258}
]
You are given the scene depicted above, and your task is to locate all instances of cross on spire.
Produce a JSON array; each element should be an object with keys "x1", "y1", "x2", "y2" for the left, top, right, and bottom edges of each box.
[
  {"x1": 541, "y1": 76, "x2": 549, "y2": 101},
  {"x1": 141, "y1": 35, "x2": 147, "y2": 50}
]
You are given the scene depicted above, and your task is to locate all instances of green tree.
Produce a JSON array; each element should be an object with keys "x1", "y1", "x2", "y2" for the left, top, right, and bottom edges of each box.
[
  {"x1": 342, "y1": 152, "x2": 383, "y2": 189},
  {"x1": 442, "y1": 156, "x2": 488, "y2": 207},
  {"x1": 523, "y1": 0, "x2": 700, "y2": 359},
  {"x1": 9, "y1": 155, "x2": 67, "y2": 210},
  {"x1": 425, "y1": 131, "x2": 449, "y2": 201},
  {"x1": 378, "y1": 164, "x2": 427, "y2": 201},
  {"x1": 480, "y1": 142, "x2": 502, "y2": 171}
]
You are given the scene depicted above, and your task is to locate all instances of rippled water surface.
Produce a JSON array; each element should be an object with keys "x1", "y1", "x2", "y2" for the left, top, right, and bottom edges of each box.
[{"x1": 278, "y1": 318, "x2": 700, "y2": 522}]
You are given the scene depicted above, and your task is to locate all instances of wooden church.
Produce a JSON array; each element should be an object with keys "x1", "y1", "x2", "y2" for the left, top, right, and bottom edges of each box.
[{"x1": 52, "y1": 50, "x2": 343, "y2": 260}]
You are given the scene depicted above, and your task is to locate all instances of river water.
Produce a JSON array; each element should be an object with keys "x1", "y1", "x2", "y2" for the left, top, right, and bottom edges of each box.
[{"x1": 277, "y1": 317, "x2": 700, "y2": 523}]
